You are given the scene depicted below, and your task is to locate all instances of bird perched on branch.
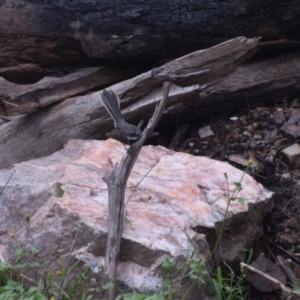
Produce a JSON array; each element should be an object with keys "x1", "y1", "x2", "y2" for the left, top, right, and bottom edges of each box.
[{"x1": 100, "y1": 89, "x2": 142, "y2": 145}]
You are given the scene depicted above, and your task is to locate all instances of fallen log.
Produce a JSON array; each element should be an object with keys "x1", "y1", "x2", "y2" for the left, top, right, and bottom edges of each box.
[
  {"x1": 0, "y1": 0, "x2": 299, "y2": 81},
  {"x1": 0, "y1": 36, "x2": 259, "y2": 169},
  {"x1": 164, "y1": 51, "x2": 300, "y2": 122},
  {"x1": 0, "y1": 66, "x2": 129, "y2": 115}
]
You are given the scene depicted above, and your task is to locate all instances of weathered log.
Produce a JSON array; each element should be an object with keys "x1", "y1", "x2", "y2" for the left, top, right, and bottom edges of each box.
[
  {"x1": 0, "y1": 66, "x2": 129, "y2": 115},
  {"x1": 0, "y1": 0, "x2": 299, "y2": 80},
  {"x1": 0, "y1": 36, "x2": 259, "y2": 169},
  {"x1": 166, "y1": 51, "x2": 300, "y2": 122}
]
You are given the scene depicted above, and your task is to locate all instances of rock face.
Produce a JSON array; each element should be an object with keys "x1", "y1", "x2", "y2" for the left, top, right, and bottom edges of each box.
[{"x1": 0, "y1": 139, "x2": 273, "y2": 295}]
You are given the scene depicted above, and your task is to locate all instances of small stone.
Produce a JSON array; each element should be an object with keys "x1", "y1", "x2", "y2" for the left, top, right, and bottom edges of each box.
[
  {"x1": 253, "y1": 134, "x2": 262, "y2": 140},
  {"x1": 258, "y1": 107, "x2": 270, "y2": 111},
  {"x1": 243, "y1": 131, "x2": 252, "y2": 138},
  {"x1": 228, "y1": 154, "x2": 249, "y2": 167},
  {"x1": 273, "y1": 108, "x2": 285, "y2": 125},
  {"x1": 230, "y1": 129, "x2": 240, "y2": 139},
  {"x1": 250, "y1": 140, "x2": 257, "y2": 148},
  {"x1": 198, "y1": 125, "x2": 214, "y2": 138},
  {"x1": 246, "y1": 255, "x2": 286, "y2": 292},
  {"x1": 193, "y1": 149, "x2": 200, "y2": 155},
  {"x1": 247, "y1": 124, "x2": 254, "y2": 132},
  {"x1": 288, "y1": 108, "x2": 300, "y2": 122},
  {"x1": 260, "y1": 110, "x2": 269, "y2": 117},
  {"x1": 273, "y1": 139, "x2": 281, "y2": 147},
  {"x1": 281, "y1": 143, "x2": 300, "y2": 167},
  {"x1": 240, "y1": 115, "x2": 247, "y2": 125},
  {"x1": 281, "y1": 173, "x2": 291, "y2": 180},
  {"x1": 291, "y1": 98, "x2": 300, "y2": 108},
  {"x1": 252, "y1": 110, "x2": 259, "y2": 119},
  {"x1": 230, "y1": 116, "x2": 238, "y2": 121},
  {"x1": 280, "y1": 108, "x2": 300, "y2": 138},
  {"x1": 264, "y1": 128, "x2": 278, "y2": 140},
  {"x1": 280, "y1": 122, "x2": 300, "y2": 138}
]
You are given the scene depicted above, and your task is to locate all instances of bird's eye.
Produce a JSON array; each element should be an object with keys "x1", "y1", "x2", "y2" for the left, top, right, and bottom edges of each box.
[{"x1": 129, "y1": 131, "x2": 137, "y2": 136}]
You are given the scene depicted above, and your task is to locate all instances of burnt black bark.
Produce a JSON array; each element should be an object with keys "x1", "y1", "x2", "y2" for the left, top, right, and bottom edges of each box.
[{"x1": 0, "y1": 0, "x2": 299, "y2": 81}]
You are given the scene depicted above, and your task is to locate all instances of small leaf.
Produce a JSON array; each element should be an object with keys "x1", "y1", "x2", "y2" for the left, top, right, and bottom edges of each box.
[
  {"x1": 29, "y1": 261, "x2": 41, "y2": 268},
  {"x1": 53, "y1": 182, "x2": 64, "y2": 197},
  {"x1": 237, "y1": 197, "x2": 245, "y2": 204},
  {"x1": 162, "y1": 258, "x2": 171, "y2": 268},
  {"x1": 233, "y1": 182, "x2": 242, "y2": 190},
  {"x1": 31, "y1": 246, "x2": 39, "y2": 255},
  {"x1": 16, "y1": 248, "x2": 24, "y2": 258},
  {"x1": 124, "y1": 217, "x2": 132, "y2": 225},
  {"x1": 162, "y1": 278, "x2": 171, "y2": 287}
]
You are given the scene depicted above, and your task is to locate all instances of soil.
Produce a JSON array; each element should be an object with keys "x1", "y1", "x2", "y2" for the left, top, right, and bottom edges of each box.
[{"x1": 155, "y1": 95, "x2": 300, "y2": 299}]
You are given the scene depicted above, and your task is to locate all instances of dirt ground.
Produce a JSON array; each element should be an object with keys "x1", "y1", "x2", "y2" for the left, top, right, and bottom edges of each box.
[{"x1": 155, "y1": 95, "x2": 300, "y2": 299}]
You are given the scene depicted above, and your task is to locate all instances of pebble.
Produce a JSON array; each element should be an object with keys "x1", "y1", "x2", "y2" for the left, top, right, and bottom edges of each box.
[
  {"x1": 250, "y1": 140, "x2": 258, "y2": 148},
  {"x1": 243, "y1": 131, "x2": 252, "y2": 138},
  {"x1": 228, "y1": 154, "x2": 249, "y2": 167},
  {"x1": 274, "y1": 139, "x2": 282, "y2": 148},
  {"x1": 281, "y1": 143, "x2": 300, "y2": 167},
  {"x1": 252, "y1": 110, "x2": 260, "y2": 118},
  {"x1": 247, "y1": 124, "x2": 254, "y2": 132},
  {"x1": 231, "y1": 129, "x2": 240, "y2": 139},
  {"x1": 291, "y1": 98, "x2": 300, "y2": 108},
  {"x1": 240, "y1": 115, "x2": 247, "y2": 125},
  {"x1": 273, "y1": 108, "x2": 285, "y2": 125},
  {"x1": 198, "y1": 125, "x2": 214, "y2": 138},
  {"x1": 253, "y1": 134, "x2": 262, "y2": 140},
  {"x1": 281, "y1": 173, "x2": 291, "y2": 180},
  {"x1": 230, "y1": 116, "x2": 238, "y2": 121},
  {"x1": 264, "y1": 128, "x2": 278, "y2": 140}
]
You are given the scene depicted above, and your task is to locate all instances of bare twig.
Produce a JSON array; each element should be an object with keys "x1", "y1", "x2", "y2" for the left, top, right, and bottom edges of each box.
[
  {"x1": 241, "y1": 262, "x2": 300, "y2": 297},
  {"x1": 103, "y1": 82, "x2": 171, "y2": 300}
]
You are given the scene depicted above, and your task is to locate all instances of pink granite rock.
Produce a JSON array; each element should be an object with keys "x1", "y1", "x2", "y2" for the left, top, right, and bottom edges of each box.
[{"x1": 0, "y1": 139, "x2": 273, "y2": 293}]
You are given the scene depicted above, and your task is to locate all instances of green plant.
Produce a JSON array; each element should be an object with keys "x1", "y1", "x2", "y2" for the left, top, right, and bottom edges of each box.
[
  {"x1": 211, "y1": 266, "x2": 246, "y2": 300},
  {"x1": 282, "y1": 98, "x2": 288, "y2": 109},
  {"x1": 0, "y1": 279, "x2": 47, "y2": 300}
]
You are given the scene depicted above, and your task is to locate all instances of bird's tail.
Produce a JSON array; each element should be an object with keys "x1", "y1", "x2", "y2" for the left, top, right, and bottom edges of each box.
[{"x1": 100, "y1": 90, "x2": 124, "y2": 127}]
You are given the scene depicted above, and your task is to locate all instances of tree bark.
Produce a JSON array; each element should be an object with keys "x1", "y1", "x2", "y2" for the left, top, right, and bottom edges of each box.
[{"x1": 0, "y1": 0, "x2": 299, "y2": 80}]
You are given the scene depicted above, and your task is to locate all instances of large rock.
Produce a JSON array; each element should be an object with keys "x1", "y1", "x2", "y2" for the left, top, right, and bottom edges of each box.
[{"x1": 0, "y1": 139, "x2": 273, "y2": 295}]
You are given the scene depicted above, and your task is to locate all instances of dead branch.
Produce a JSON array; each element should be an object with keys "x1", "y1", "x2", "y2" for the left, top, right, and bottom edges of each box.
[
  {"x1": 103, "y1": 82, "x2": 171, "y2": 300},
  {"x1": 241, "y1": 262, "x2": 300, "y2": 297}
]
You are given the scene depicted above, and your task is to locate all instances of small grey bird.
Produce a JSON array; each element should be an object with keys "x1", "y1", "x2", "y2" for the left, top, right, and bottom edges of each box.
[{"x1": 100, "y1": 89, "x2": 142, "y2": 145}]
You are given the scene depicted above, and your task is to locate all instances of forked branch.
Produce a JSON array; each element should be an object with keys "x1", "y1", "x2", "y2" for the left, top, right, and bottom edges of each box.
[{"x1": 103, "y1": 82, "x2": 171, "y2": 299}]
